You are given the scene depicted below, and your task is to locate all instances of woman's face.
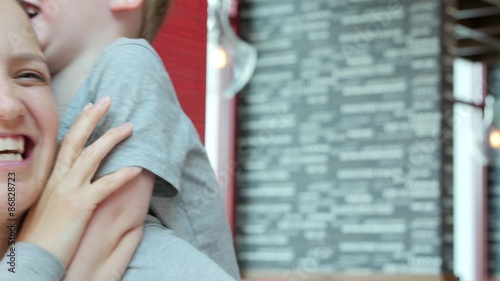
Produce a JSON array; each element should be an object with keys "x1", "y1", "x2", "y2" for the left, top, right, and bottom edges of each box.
[{"x1": 0, "y1": 0, "x2": 59, "y2": 216}]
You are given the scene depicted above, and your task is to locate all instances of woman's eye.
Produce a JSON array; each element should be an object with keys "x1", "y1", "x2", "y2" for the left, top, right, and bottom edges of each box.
[{"x1": 17, "y1": 72, "x2": 46, "y2": 82}]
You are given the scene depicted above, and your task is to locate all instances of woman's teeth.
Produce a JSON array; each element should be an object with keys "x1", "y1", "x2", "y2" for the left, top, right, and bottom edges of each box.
[
  {"x1": 0, "y1": 137, "x2": 25, "y2": 161},
  {"x1": 0, "y1": 154, "x2": 23, "y2": 161}
]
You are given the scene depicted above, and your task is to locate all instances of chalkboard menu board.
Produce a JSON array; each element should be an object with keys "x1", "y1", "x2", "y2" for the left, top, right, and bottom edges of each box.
[
  {"x1": 488, "y1": 65, "x2": 500, "y2": 278},
  {"x1": 236, "y1": 0, "x2": 456, "y2": 279}
]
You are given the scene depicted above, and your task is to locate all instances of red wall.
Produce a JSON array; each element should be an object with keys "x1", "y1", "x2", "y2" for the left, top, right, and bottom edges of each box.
[{"x1": 153, "y1": 0, "x2": 207, "y2": 140}]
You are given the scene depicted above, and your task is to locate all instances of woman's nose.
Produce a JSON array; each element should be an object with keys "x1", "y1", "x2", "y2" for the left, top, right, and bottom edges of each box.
[{"x1": 0, "y1": 79, "x2": 25, "y2": 120}]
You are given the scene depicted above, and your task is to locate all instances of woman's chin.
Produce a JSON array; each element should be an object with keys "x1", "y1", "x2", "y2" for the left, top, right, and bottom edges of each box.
[{"x1": 0, "y1": 179, "x2": 41, "y2": 218}]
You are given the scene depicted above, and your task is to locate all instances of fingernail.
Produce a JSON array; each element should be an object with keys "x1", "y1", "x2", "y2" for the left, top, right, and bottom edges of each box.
[
  {"x1": 130, "y1": 166, "x2": 142, "y2": 172},
  {"x1": 119, "y1": 122, "x2": 132, "y2": 130},
  {"x1": 97, "y1": 96, "x2": 110, "y2": 107},
  {"x1": 82, "y1": 102, "x2": 93, "y2": 112}
]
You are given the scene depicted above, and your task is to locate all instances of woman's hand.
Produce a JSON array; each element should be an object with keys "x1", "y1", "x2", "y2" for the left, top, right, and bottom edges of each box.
[{"x1": 17, "y1": 96, "x2": 141, "y2": 267}]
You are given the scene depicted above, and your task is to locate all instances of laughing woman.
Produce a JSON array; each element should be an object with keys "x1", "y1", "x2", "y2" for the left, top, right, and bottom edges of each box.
[{"x1": 0, "y1": 1, "x2": 140, "y2": 279}]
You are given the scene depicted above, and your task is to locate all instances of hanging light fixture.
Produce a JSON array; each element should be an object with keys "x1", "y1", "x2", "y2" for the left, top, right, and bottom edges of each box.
[
  {"x1": 462, "y1": 93, "x2": 500, "y2": 165},
  {"x1": 205, "y1": 0, "x2": 257, "y2": 220},
  {"x1": 207, "y1": 0, "x2": 257, "y2": 99},
  {"x1": 482, "y1": 95, "x2": 500, "y2": 160}
]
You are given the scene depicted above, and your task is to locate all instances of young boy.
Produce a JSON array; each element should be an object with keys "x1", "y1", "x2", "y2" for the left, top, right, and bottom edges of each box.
[{"x1": 20, "y1": 0, "x2": 240, "y2": 280}]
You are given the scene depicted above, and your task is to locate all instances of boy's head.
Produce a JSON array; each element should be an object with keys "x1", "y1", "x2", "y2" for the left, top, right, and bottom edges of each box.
[{"x1": 20, "y1": 0, "x2": 172, "y2": 74}]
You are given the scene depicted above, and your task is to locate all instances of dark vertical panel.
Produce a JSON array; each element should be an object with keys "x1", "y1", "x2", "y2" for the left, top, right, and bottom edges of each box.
[
  {"x1": 153, "y1": 0, "x2": 208, "y2": 140},
  {"x1": 488, "y1": 65, "x2": 500, "y2": 278},
  {"x1": 236, "y1": 0, "x2": 455, "y2": 279}
]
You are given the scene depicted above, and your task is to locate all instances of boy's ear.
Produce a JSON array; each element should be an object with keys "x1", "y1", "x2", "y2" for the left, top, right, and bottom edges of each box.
[{"x1": 109, "y1": 0, "x2": 144, "y2": 12}]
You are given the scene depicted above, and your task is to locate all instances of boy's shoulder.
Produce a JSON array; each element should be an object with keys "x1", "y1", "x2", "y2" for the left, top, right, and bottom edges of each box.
[
  {"x1": 100, "y1": 37, "x2": 161, "y2": 64},
  {"x1": 105, "y1": 37, "x2": 156, "y2": 54},
  {"x1": 87, "y1": 37, "x2": 168, "y2": 89},
  {"x1": 80, "y1": 36, "x2": 175, "y2": 106}
]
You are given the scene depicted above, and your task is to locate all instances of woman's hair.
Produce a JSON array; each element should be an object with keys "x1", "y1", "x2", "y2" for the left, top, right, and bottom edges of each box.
[{"x1": 141, "y1": 0, "x2": 173, "y2": 42}]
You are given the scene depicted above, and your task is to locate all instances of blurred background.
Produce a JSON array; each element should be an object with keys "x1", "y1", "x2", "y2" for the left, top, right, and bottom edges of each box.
[{"x1": 153, "y1": 0, "x2": 500, "y2": 280}]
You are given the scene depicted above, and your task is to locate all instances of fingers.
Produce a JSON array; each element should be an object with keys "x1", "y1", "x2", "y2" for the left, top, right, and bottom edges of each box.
[
  {"x1": 88, "y1": 167, "x2": 143, "y2": 204},
  {"x1": 69, "y1": 122, "x2": 133, "y2": 183},
  {"x1": 55, "y1": 96, "x2": 112, "y2": 175}
]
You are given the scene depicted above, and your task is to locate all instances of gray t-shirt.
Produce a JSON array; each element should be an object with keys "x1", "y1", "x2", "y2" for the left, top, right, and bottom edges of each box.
[
  {"x1": 0, "y1": 224, "x2": 237, "y2": 280},
  {"x1": 123, "y1": 215, "x2": 237, "y2": 281},
  {"x1": 59, "y1": 38, "x2": 239, "y2": 279}
]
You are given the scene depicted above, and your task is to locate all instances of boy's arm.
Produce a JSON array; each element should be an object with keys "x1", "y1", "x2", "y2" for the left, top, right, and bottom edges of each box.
[
  {"x1": 63, "y1": 170, "x2": 154, "y2": 281},
  {"x1": 55, "y1": 39, "x2": 189, "y2": 280}
]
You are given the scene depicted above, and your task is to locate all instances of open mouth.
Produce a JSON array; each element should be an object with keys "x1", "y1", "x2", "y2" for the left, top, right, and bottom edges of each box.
[
  {"x1": 20, "y1": 0, "x2": 40, "y2": 19},
  {"x1": 0, "y1": 136, "x2": 33, "y2": 162}
]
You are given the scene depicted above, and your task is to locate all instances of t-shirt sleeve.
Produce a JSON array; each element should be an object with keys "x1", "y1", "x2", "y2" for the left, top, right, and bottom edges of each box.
[
  {"x1": 122, "y1": 220, "x2": 238, "y2": 281},
  {"x1": 86, "y1": 41, "x2": 191, "y2": 197},
  {"x1": 0, "y1": 242, "x2": 65, "y2": 281}
]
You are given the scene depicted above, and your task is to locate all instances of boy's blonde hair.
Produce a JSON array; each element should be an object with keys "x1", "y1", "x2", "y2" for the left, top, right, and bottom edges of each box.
[{"x1": 141, "y1": 0, "x2": 172, "y2": 42}]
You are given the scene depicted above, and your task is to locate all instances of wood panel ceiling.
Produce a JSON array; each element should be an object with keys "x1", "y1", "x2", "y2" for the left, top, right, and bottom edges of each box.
[{"x1": 457, "y1": 0, "x2": 500, "y2": 61}]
